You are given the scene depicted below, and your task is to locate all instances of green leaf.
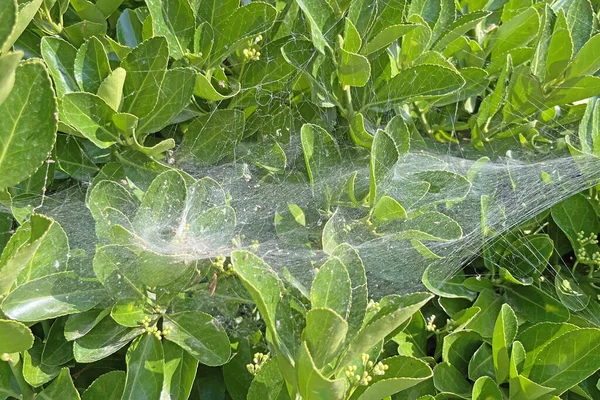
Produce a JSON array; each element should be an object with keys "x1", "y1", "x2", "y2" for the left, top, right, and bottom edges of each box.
[
  {"x1": 433, "y1": 11, "x2": 491, "y2": 51},
  {"x1": 374, "y1": 65, "x2": 465, "y2": 107},
  {"x1": 443, "y1": 331, "x2": 482, "y2": 375},
  {"x1": 1, "y1": 0, "x2": 43, "y2": 55},
  {"x1": 247, "y1": 358, "x2": 290, "y2": 400},
  {"x1": 96, "y1": 67, "x2": 127, "y2": 112},
  {"x1": 93, "y1": 245, "x2": 148, "y2": 301},
  {"x1": 304, "y1": 308, "x2": 348, "y2": 369},
  {"x1": 0, "y1": 0, "x2": 16, "y2": 51},
  {"x1": 163, "y1": 310, "x2": 231, "y2": 366},
  {"x1": 339, "y1": 292, "x2": 433, "y2": 368},
  {"x1": 122, "y1": 334, "x2": 164, "y2": 400},
  {"x1": 117, "y1": 9, "x2": 145, "y2": 48},
  {"x1": 565, "y1": 0, "x2": 593, "y2": 54},
  {"x1": 0, "y1": 319, "x2": 33, "y2": 353},
  {"x1": 41, "y1": 37, "x2": 79, "y2": 98},
  {"x1": 339, "y1": 48, "x2": 371, "y2": 87},
  {"x1": 499, "y1": 234, "x2": 553, "y2": 283},
  {"x1": 492, "y1": 303, "x2": 518, "y2": 384},
  {"x1": 351, "y1": 355, "x2": 433, "y2": 399},
  {"x1": 295, "y1": 0, "x2": 336, "y2": 54},
  {"x1": 59, "y1": 92, "x2": 122, "y2": 148},
  {"x1": 42, "y1": 318, "x2": 73, "y2": 366},
  {"x1": 468, "y1": 343, "x2": 495, "y2": 382},
  {"x1": 161, "y1": 340, "x2": 198, "y2": 400},
  {"x1": 545, "y1": 11, "x2": 572, "y2": 83},
  {"x1": 82, "y1": 371, "x2": 126, "y2": 400},
  {"x1": 433, "y1": 362, "x2": 471, "y2": 397},
  {"x1": 121, "y1": 36, "x2": 169, "y2": 118},
  {"x1": 472, "y1": 376, "x2": 502, "y2": 400},
  {"x1": 297, "y1": 341, "x2": 346, "y2": 400},
  {"x1": 74, "y1": 316, "x2": 143, "y2": 363},
  {"x1": 74, "y1": 36, "x2": 111, "y2": 93},
  {"x1": 504, "y1": 284, "x2": 570, "y2": 323},
  {"x1": 37, "y1": 368, "x2": 79, "y2": 400},
  {"x1": 487, "y1": 7, "x2": 540, "y2": 59},
  {"x1": 0, "y1": 60, "x2": 57, "y2": 188},
  {"x1": 301, "y1": 123, "x2": 341, "y2": 186},
  {"x1": 529, "y1": 328, "x2": 600, "y2": 395},
  {"x1": 138, "y1": 68, "x2": 196, "y2": 134},
  {"x1": 310, "y1": 258, "x2": 351, "y2": 318},
  {"x1": 0, "y1": 214, "x2": 69, "y2": 295},
  {"x1": 362, "y1": 24, "x2": 416, "y2": 55},
  {"x1": 64, "y1": 308, "x2": 111, "y2": 341},
  {"x1": 180, "y1": 109, "x2": 245, "y2": 166},
  {"x1": 22, "y1": 338, "x2": 61, "y2": 387},
  {"x1": 545, "y1": 75, "x2": 600, "y2": 107},
  {"x1": 146, "y1": 0, "x2": 194, "y2": 59},
  {"x1": 467, "y1": 289, "x2": 503, "y2": 339},
  {"x1": 0, "y1": 51, "x2": 23, "y2": 106},
  {"x1": 423, "y1": 269, "x2": 476, "y2": 301},
  {"x1": 565, "y1": 34, "x2": 600, "y2": 80},
  {"x1": 111, "y1": 300, "x2": 152, "y2": 327},
  {"x1": 55, "y1": 135, "x2": 99, "y2": 181},
  {"x1": 2, "y1": 272, "x2": 105, "y2": 322},
  {"x1": 518, "y1": 322, "x2": 578, "y2": 376},
  {"x1": 230, "y1": 251, "x2": 284, "y2": 349},
  {"x1": 551, "y1": 193, "x2": 600, "y2": 254}
]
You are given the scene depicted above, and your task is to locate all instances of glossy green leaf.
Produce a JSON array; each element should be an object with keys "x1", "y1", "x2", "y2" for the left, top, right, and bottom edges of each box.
[
  {"x1": 545, "y1": 11, "x2": 572, "y2": 83},
  {"x1": 74, "y1": 316, "x2": 143, "y2": 363},
  {"x1": 163, "y1": 310, "x2": 230, "y2": 366},
  {"x1": 0, "y1": 60, "x2": 57, "y2": 188},
  {"x1": 82, "y1": 371, "x2": 126, "y2": 400},
  {"x1": 296, "y1": 0, "x2": 335, "y2": 54},
  {"x1": 42, "y1": 318, "x2": 73, "y2": 366},
  {"x1": 2, "y1": 272, "x2": 105, "y2": 322},
  {"x1": 565, "y1": 34, "x2": 600, "y2": 80},
  {"x1": 433, "y1": 362, "x2": 471, "y2": 397},
  {"x1": 443, "y1": 330, "x2": 482, "y2": 375},
  {"x1": 565, "y1": 0, "x2": 593, "y2": 54},
  {"x1": 247, "y1": 358, "x2": 290, "y2": 400},
  {"x1": 0, "y1": 0, "x2": 16, "y2": 51},
  {"x1": 122, "y1": 334, "x2": 164, "y2": 400},
  {"x1": 301, "y1": 123, "x2": 341, "y2": 186},
  {"x1": 504, "y1": 284, "x2": 570, "y2": 323},
  {"x1": 41, "y1": 37, "x2": 79, "y2": 98},
  {"x1": 472, "y1": 376, "x2": 502, "y2": 399},
  {"x1": 468, "y1": 343, "x2": 495, "y2": 382},
  {"x1": 0, "y1": 0, "x2": 43, "y2": 55},
  {"x1": 488, "y1": 7, "x2": 540, "y2": 59},
  {"x1": 339, "y1": 48, "x2": 371, "y2": 87},
  {"x1": 518, "y1": 322, "x2": 578, "y2": 376},
  {"x1": 64, "y1": 308, "x2": 111, "y2": 341},
  {"x1": 22, "y1": 338, "x2": 61, "y2": 387}
]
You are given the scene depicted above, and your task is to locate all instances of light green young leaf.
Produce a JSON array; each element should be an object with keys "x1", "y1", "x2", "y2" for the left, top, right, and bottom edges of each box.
[
  {"x1": 487, "y1": 7, "x2": 540, "y2": 59},
  {"x1": 433, "y1": 11, "x2": 491, "y2": 51},
  {"x1": 339, "y1": 48, "x2": 371, "y2": 87},
  {"x1": 564, "y1": 34, "x2": 600, "y2": 80},
  {"x1": 0, "y1": 51, "x2": 22, "y2": 106},
  {"x1": 472, "y1": 376, "x2": 502, "y2": 399},
  {"x1": 362, "y1": 24, "x2": 415, "y2": 55},
  {"x1": 297, "y1": 342, "x2": 346, "y2": 400},
  {"x1": 310, "y1": 257, "x2": 351, "y2": 318},
  {"x1": 97, "y1": 67, "x2": 126, "y2": 111},
  {"x1": 565, "y1": 0, "x2": 593, "y2": 54},
  {"x1": 41, "y1": 37, "x2": 79, "y2": 97},
  {"x1": 82, "y1": 371, "x2": 126, "y2": 400},
  {"x1": 518, "y1": 322, "x2": 578, "y2": 376},
  {"x1": 0, "y1": 60, "x2": 57, "y2": 188},
  {"x1": 545, "y1": 11, "x2": 572, "y2": 83},
  {"x1": 59, "y1": 92, "x2": 121, "y2": 148},
  {"x1": 74, "y1": 36, "x2": 112, "y2": 93},
  {"x1": 492, "y1": 303, "x2": 518, "y2": 384},
  {"x1": 304, "y1": 308, "x2": 348, "y2": 369},
  {"x1": 122, "y1": 334, "x2": 164, "y2": 400},
  {"x1": 0, "y1": 319, "x2": 34, "y2": 353}
]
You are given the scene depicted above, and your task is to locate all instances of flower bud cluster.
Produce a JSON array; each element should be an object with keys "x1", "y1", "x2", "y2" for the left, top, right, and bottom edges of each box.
[{"x1": 246, "y1": 352, "x2": 269, "y2": 376}]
